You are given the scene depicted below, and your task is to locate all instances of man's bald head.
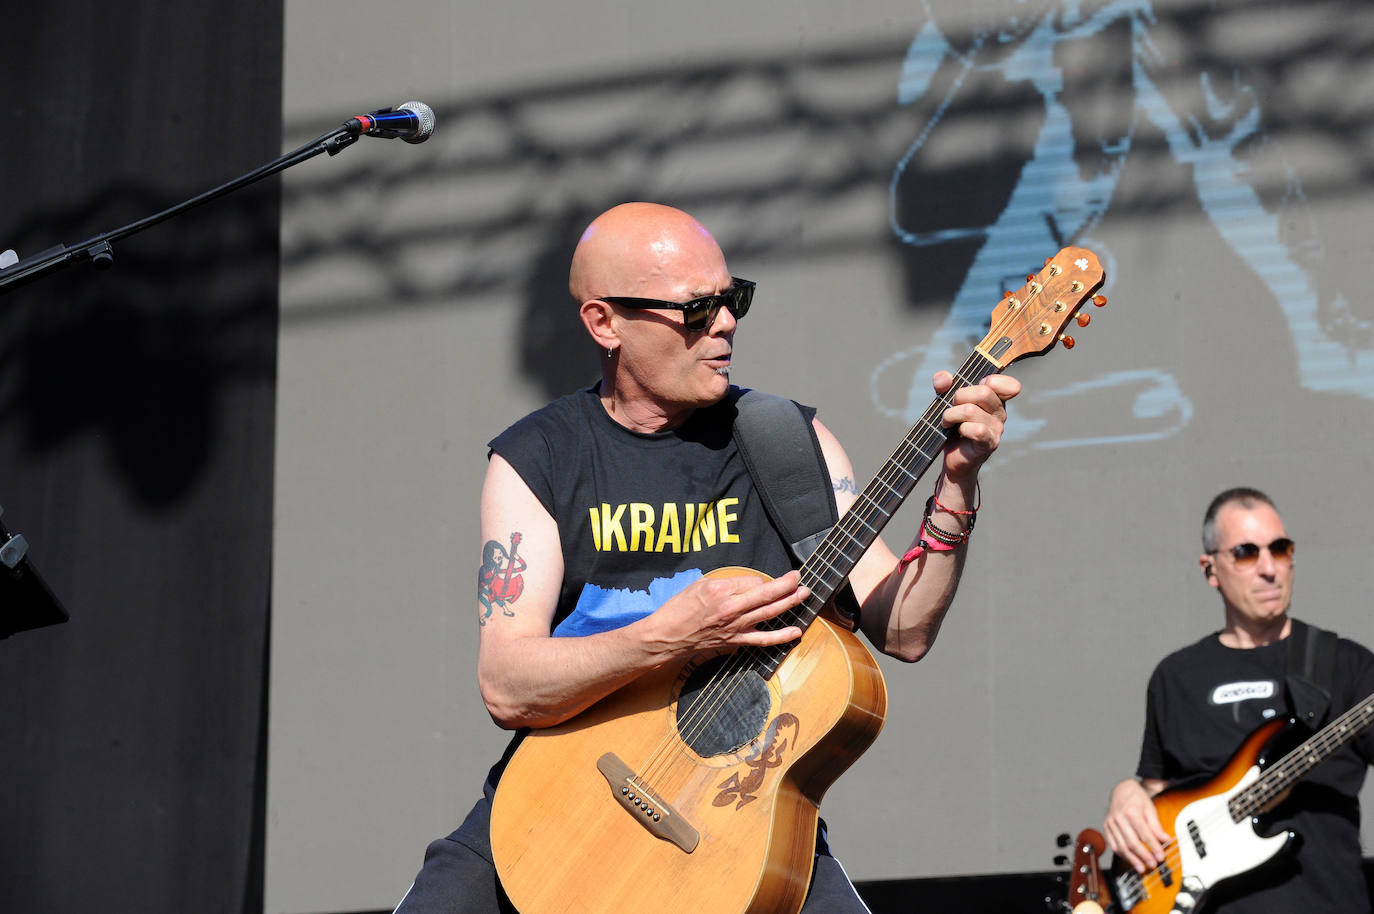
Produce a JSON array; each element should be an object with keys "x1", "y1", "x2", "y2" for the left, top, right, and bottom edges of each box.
[{"x1": 568, "y1": 203, "x2": 725, "y2": 303}]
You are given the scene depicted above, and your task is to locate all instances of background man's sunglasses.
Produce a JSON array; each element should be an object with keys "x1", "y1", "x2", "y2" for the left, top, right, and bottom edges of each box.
[
  {"x1": 1213, "y1": 537, "x2": 1296, "y2": 567},
  {"x1": 600, "y1": 278, "x2": 755, "y2": 332}
]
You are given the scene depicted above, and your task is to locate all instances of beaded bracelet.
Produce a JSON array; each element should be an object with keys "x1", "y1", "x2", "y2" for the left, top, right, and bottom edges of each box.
[{"x1": 922, "y1": 513, "x2": 966, "y2": 546}]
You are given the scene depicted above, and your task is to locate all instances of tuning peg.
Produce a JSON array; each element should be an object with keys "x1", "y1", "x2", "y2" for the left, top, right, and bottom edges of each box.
[
  {"x1": 1076, "y1": 312, "x2": 1091, "y2": 327},
  {"x1": 1056, "y1": 833, "x2": 1072, "y2": 847},
  {"x1": 1003, "y1": 289, "x2": 1014, "y2": 299},
  {"x1": 1026, "y1": 274, "x2": 1036, "y2": 282},
  {"x1": 1093, "y1": 294, "x2": 1107, "y2": 307},
  {"x1": 1053, "y1": 855, "x2": 1069, "y2": 867},
  {"x1": 1059, "y1": 334, "x2": 1075, "y2": 349}
]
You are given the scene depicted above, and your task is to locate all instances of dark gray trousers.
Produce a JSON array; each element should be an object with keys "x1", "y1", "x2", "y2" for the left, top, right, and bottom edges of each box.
[{"x1": 393, "y1": 792, "x2": 871, "y2": 914}]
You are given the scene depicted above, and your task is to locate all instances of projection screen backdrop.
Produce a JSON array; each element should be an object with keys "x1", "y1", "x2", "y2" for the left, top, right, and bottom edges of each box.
[{"x1": 269, "y1": 1, "x2": 1374, "y2": 911}]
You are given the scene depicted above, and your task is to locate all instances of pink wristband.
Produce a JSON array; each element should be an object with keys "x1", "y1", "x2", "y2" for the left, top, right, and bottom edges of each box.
[{"x1": 897, "y1": 523, "x2": 959, "y2": 571}]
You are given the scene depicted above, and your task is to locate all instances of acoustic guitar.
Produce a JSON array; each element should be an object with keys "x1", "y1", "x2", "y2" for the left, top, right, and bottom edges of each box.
[{"x1": 490, "y1": 247, "x2": 1107, "y2": 914}]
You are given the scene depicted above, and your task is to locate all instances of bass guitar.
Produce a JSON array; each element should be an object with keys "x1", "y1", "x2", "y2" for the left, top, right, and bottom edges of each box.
[
  {"x1": 490, "y1": 247, "x2": 1107, "y2": 914},
  {"x1": 1113, "y1": 689, "x2": 1374, "y2": 913}
]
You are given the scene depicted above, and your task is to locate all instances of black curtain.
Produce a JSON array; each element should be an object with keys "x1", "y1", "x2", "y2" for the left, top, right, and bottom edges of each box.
[{"x1": 0, "y1": 3, "x2": 282, "y2": 911}]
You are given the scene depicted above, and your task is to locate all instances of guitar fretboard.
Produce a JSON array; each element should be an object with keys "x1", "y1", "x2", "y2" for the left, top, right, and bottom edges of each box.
[
  {"x1": 1230, "y1": 691, "x2": 1374, "y2": 820},
  {"x1": 746, "y1": 348, "x2": 1002, "y2": 678}
]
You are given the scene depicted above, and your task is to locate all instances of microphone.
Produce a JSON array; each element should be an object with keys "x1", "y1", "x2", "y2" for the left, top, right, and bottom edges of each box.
[{"x1": 346, "y1": 101, "x2": 435, "y2": 144}]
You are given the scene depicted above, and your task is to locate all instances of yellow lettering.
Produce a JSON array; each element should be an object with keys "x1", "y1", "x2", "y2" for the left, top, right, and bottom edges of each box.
[
  {"x1": 601, "y1": 502, "x2": 627, "y2": 552},
  {"x1": 657, "y1": 503, "x2": 681, "y2": 553},
  {"x1": 694, "y1": 502, "x2": 716, "y2": 550},
  {"x1": 629, "y1": 503, "x2": 655, "y2": 552},
  {"x1": 592, "y1": 499, "x2": 742, "y2": 553},
  {"x1": 717, "y1": 498, "x2": 740, "y2": 544}
]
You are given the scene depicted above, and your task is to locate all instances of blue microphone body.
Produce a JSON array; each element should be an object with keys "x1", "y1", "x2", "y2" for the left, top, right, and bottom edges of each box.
[{"x1": 346, "y1": 101, "x2": 435, "y2": 144}]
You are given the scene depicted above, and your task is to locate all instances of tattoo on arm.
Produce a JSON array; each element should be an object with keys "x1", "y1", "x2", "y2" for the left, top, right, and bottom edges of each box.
[
  {"x1": 833, "y1": 476, "x2": 858, "y2": 496},
  {"x1": 477, "y1": 532, "x2": 527, "y2": 626}
]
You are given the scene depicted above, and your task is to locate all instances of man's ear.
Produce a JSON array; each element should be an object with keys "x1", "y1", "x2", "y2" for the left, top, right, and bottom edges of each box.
[
  {"x1": 1200, "y1": 555, "x2": 1214, "y2": 579},
  {"x1": 579, "y1": 298, "x2": 618, "y2": 351}
]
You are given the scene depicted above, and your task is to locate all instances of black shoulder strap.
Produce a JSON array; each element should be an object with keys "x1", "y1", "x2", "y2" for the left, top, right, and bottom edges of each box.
[
  {"x1": 730, "y1": 389, "x2": 836, "y2": 563},
  {"x1": 1287, "y1": 617, "x2": 1338, "y2": 727}
]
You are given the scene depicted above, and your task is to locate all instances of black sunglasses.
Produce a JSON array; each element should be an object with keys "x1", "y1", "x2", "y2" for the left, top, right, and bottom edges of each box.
[
  {"x1": 600, "y1": 278, "x2": 755, "y2": 332},
  {"x1": 1211, "y1": 537, "x2": 1296, "y2": 568}
]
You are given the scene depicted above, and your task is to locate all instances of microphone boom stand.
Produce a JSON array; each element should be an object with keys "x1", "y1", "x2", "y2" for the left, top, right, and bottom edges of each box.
[
  {"x1": 0, "y1": 122, "x2": 366, "y2": 297},
  {"x1": 0, "y1": 110, "x2": 400, "y2": 637}
]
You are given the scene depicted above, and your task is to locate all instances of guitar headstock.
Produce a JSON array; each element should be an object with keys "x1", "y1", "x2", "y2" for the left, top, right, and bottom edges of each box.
[
  {"x1": 1067, "y1": 828, "x2": 1111, "y2": 914},
  {"x1": 976, "y1": 246, "x2": 1106, "y2": 369}
]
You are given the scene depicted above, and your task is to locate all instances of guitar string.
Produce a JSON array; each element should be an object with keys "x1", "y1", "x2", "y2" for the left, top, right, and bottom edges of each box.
[
  {"x1": 632, "y1": 346, "x2": 992, "y2": 796},
  {"x1": 660, "y1": 286, "x2": 1096, "y2": 794},
  {"x1": 634, "y1": 265, "x2": 1085, "y2": 796},
  {"x1": 660, "y1": 359, "x2": 971, "y2": 766},
  {"x1": 639, "y1": 370, "x2": 1005, "y2": 794},
  {"x1": 658, "y1": 261, "x2": 1104, "y2": 784},
  {"x1": 1124, "y1": 708, "x2": 1374, "y2": 902},
  {"x1": 1115, "y1": 696, "x2": 1374, "y2": 903},
  {"x1": 1123, "y1": 701, "x2": 1374, "y2": 901},
  {"x1": 637, "y1": 360, "x2": 987, "y2": 801},
  {"x1": 633, "y1": 260, "x2": 1094, "y2": 797},
  {"x1": 638, "y1": 350, "x2": 987, "y2": 795}
]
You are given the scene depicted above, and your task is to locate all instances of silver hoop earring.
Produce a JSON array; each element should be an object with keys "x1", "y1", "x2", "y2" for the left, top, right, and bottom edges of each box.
[{"x1": 606, "y1": 347, "x2": 614, "y2": 358}]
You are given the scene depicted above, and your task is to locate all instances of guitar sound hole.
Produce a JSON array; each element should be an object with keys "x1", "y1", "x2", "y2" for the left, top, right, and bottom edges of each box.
[{"x1": 675, "y1": 657, "x2": 770, "y2": 757}]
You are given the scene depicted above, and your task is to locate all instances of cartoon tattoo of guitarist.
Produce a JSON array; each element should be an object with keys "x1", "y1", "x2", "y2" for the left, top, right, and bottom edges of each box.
[{"x1": 478, "y1": 532, "x2": 526, "y2": 625}]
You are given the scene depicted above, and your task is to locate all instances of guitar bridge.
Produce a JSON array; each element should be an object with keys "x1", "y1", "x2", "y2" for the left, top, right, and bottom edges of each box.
[{"x1": 596, "y1": 753, "x2": 699, "y2": 853}]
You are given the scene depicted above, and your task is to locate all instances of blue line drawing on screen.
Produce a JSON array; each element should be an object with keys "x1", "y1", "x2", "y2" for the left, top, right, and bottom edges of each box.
[
  {"x1": 1021, "y1": 370, "x2": 1193, "y2": 448},
  {"x1": 878, "y1": 0, "x2": 1370, "y2": 449}
]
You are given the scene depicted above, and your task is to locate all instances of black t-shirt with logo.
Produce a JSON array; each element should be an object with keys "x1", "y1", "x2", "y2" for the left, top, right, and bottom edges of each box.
[{"x1": 489, "y1": 384, "x2": 804, "y2": 637}]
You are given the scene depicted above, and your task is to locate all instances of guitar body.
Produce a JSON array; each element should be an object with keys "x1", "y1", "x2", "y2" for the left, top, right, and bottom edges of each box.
[
  {"x1": 1115, "y1": 718, "x2": 1295, "y2": 914},
  {"x1": 490, "y1": 568, "x2": 888, "y2": 914}
]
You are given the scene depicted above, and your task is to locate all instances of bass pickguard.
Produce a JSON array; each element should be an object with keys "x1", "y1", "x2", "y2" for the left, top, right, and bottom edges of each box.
[{"x1": 1160, "y1": 766, "x2": 1290, "y2": 909}]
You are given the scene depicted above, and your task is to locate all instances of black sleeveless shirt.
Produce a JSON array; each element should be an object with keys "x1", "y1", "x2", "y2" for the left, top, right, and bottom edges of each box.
[{"x1": 488, "y1": 385, "x2": 805, "y2": 636}]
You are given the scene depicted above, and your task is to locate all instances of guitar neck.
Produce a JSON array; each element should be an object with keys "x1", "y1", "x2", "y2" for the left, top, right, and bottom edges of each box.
[
  {"x1": 741, "y1": 349, "x2": 992, "y2": 681},
  {"x1": 743, "y1": 245, "x2": 1104, "y2": 679},
  {"x1": 1232, "y1": 690, "x2": 1374, "y2": 819},
  {"x1": 787, "y1": 348, "x2": 1000, "y2": 625}
]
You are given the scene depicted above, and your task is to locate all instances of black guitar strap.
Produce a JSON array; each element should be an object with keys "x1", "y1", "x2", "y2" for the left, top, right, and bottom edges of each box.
[
  {"x1": 730, "y1": 389, "x2": 862, "y2": 627},
  {"x1": 1286, "y1": 617, "x2": 1337, "y2": 727},
  {"x1": 730, "y1": 389, "x2": 837, "y2": 563}
]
